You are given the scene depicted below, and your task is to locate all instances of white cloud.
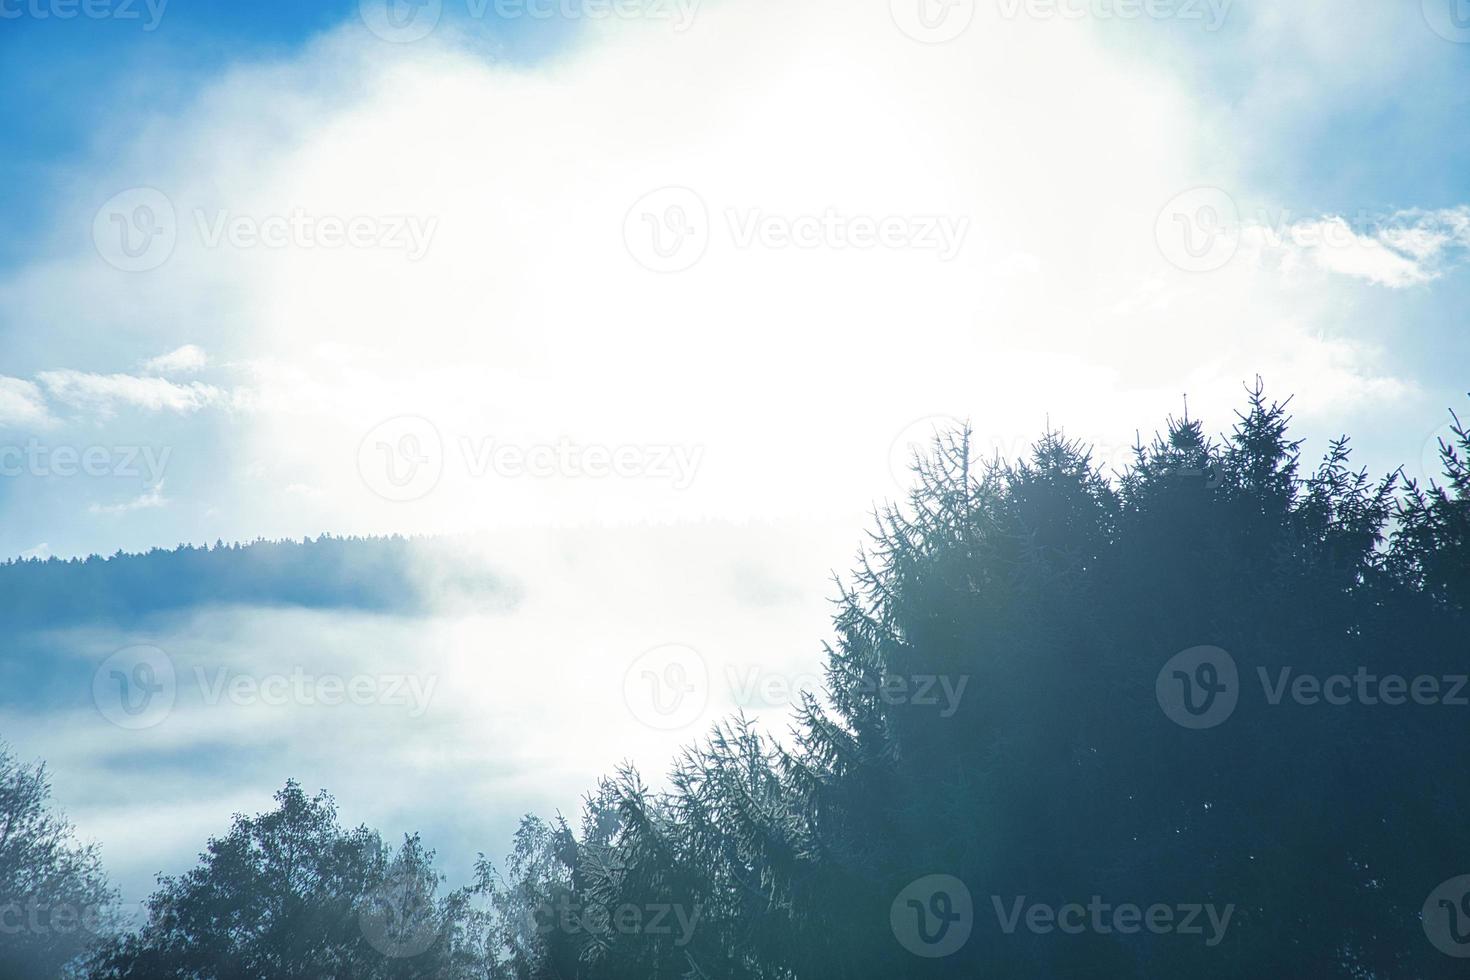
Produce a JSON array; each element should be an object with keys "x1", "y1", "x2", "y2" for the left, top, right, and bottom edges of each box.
[
  {"x1": 0, "y1": 376, "x2": 53, "y2": 428},
  {"x1": 1252, "y1": 207, "x2": 1470, "y2": 288},
  {"x1": 37, "y1": 370, "x2": 226, "y2": 416},
  {"x1": 143, "y1": 344, "x2": 209, "y2": 374},
  {"x1": 88, "y1": 483, "x2": 169, "y2": 516}
]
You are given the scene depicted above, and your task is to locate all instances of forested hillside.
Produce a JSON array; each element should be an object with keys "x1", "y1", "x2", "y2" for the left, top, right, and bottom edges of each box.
[{"x1": 0, "y1": 536, "x2": 510, "y2": 627}]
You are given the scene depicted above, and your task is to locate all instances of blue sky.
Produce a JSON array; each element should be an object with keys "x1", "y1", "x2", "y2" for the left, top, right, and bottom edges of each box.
[
  {"x1": 1105, "y1": 8, "x2": 1470, "y2": 215},
  {"x1": 0, "y1": 0, "x2": 576, "y2": 270},
  {"x1": 3, "y1": 0, "x2": 1470, "y2": 918},
  {"x1": 0, "y1": 0, "x2": 350, "y2": 266}
]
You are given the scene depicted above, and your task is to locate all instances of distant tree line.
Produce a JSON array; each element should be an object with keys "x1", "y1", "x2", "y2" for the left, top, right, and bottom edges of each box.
[{"x1": 0, "y1": 535, "x2": 510, "y2": 628}]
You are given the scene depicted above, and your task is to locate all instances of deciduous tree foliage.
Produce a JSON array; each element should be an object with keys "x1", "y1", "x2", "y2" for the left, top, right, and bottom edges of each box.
[
  {"x1": 87, "y1": 782, "x2": 489, "y2": 980},
  {"x1": 0, "y1": 742, "x2": 115, "y2": 979}
]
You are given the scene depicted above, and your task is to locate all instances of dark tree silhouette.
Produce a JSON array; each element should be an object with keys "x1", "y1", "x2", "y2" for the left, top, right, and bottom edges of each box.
[
  {"x1": 481, "y1": 384, "x2": 1470, "y2": 978},
  {"x1": 87, "y1": 782, "x2": 488, "y2": 979},
  {"x1": 0, "y1": 741, "x2": 116, "y2": 979}
]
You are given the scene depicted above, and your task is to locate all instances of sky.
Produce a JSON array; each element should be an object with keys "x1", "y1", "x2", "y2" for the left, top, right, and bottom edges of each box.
[{"x1": 2, "y1": 0, "x2": 1470, "y2": 917}]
